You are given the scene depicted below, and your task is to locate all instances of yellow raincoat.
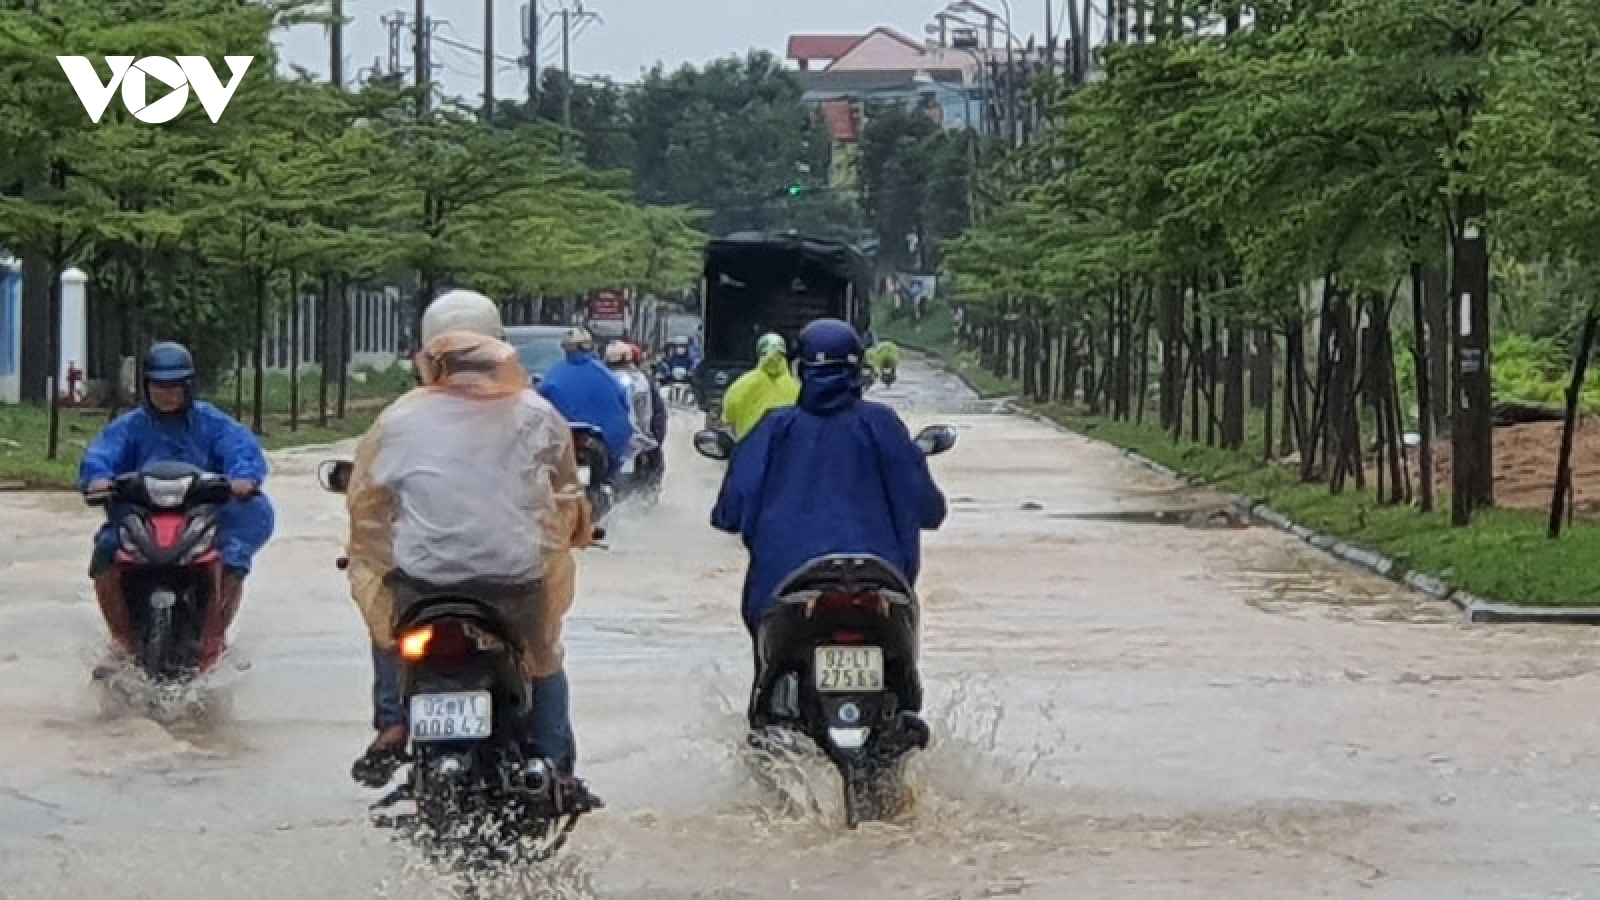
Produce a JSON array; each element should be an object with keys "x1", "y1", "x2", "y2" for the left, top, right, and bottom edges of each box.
[
  {"x1": 344, "y1": 331, "x2": 593, "y2": 678},
  {"x1": 867, "y1": 341, "x2": 901, "y2": 372},
  {"x1": 722, "y1": 352, "x2": 800, "y2": 441}
]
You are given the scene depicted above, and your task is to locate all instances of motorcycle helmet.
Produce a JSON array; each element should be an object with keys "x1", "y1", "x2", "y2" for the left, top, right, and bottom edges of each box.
[
  {"x1": 756, "y1": 332, "x2": 786, "y2": 358},
  {"x1": 143, "y1": 341, "x2": 195, "y2": 413},
  {"x1": 795, "y1": 319, "x2": 863, "y2": 370},
  {"x1": 421, "y1": 289, "x2": 503, "y2": 343},
  {"x1": 628, "y1": 342, "x2": 646, "y2": 366},
  {"x1": 562, "y1": 326, "x2": 595, "y2": 353},
  {"x1": 603, "y1": 341, "x2": 632, "y2": 366}
]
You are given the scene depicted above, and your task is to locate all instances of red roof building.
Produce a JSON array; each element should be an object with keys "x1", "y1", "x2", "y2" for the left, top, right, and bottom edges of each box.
[{"x1": 786, "y1": 35, "x2": 865, "y2": 71}]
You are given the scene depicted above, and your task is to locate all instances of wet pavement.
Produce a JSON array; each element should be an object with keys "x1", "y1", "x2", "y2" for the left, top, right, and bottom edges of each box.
[{"x1": 3, "y1": 355, "x2": 1600, "y2": 898}]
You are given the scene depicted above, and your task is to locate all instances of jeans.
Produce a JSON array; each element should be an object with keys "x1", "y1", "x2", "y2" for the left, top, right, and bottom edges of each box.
[{"x1": 370, "y1": 645, "x2": 577, "y2": 775}]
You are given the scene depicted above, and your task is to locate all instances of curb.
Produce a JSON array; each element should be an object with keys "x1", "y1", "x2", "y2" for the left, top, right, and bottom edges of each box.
[{"x1": 1001, "y1": 400, "x2": 1600, "y2": 626}]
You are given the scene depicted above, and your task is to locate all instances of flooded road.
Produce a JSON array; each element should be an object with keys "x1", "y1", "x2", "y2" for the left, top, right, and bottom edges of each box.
[{"x1": 4, "y1": 356, "x2": 1600, "y2": 898}]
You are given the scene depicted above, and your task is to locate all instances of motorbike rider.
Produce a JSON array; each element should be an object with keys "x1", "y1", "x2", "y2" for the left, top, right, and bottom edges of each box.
[
  {"x1": 866, "y1": 339, "x2": 902, "y2": 381},
  {"x1": 630, "y1": 343, "x2": 668, "y2": 474},
  {"x1": 343, "y1": 289, "x2": 595, "y2": 786},
  {"x1": 659, "y1": 336, "x2": 697, "y2": 382},
  {"x1": 720, "y1": 332, "x2": 800, "y2": 442},
  {"x1": 80, "y1": 342, "x2": 275, "y2": 668},
  {"x1": 710, "y1": 319, "x2": 946, "y2": 731},
  {"x1": 538, "y1": 327, "x2": 634, "y2": 483},
  {"x1": 603, "y1": 340, "x2": 660, "y2": 476}
]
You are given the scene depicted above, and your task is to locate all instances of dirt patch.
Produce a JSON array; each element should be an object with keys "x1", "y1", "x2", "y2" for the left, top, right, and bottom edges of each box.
[{"x1": 1429, "y1": 419, "x2": 1600, "y2": 517}]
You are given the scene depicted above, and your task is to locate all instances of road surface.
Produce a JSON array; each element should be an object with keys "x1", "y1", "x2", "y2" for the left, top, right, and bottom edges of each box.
[{"x1": 2, "y1": 356, "x2": 1599, "y2": 899}]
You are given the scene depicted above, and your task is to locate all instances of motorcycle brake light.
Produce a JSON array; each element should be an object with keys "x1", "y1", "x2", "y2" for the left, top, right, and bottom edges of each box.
[
  {"x1": 831, "y1": 631, "x2": 866, "y2": 644},
  {"x1": 809, "y1": 591, "x2": 890, "y2": 618},
  {"x1": 399, "y1": 626, "x2": 433, "y2": 661},
  {"x1": 399, "y1": 622, "x2": 476, "y2": 666}
]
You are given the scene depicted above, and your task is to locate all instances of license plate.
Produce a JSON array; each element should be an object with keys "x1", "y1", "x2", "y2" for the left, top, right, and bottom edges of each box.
[
  {"x1": 409, "y1": 691, "x2": 492, "y2": 742},
  {"x1": 578, "y1": 465, "x2": 591, "y2": 486},
  {"x1": 814, "y1": 646, "x2": 884, "y2": 693}
]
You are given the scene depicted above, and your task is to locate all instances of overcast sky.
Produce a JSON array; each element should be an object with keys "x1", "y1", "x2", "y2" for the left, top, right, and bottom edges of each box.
[{"x1": 277, "y1": 0, "x2": 1061, "y2": 102}]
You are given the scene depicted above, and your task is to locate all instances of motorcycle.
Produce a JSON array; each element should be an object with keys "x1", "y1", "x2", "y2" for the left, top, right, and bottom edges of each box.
[
  {"x1": 85, "y1": 461, "x2": 247, "y2": 682},
  {"x1": 691, "y1": 423, "x2": 958, "y2": 827},
  {"x1": 879, "y1": 367, "x2": 898, "y2": 388},
  {"x1": 318, "y1": 459, "x2": 602, "y2": 871},
  {"x1": 569, "y1": 423, "x2": 614, "y2": 523}
]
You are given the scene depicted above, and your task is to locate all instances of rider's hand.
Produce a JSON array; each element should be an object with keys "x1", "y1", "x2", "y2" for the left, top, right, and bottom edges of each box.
[
  {"x1": 86, "y1": 478, "x2": 112, "y2": 494},
  {"x1": 230, "y1": 479, "x2": 257, "y2": 498}
]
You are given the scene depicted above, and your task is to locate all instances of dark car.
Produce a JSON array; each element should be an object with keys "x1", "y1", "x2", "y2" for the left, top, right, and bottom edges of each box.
[{"x1": 505, "y1": 325, "x2": 569, "y2": 385}]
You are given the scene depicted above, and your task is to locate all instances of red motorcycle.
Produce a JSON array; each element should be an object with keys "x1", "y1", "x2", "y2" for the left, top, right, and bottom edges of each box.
[{"x1": 86, "y1": 462, "x2": 240, "y2": 681}]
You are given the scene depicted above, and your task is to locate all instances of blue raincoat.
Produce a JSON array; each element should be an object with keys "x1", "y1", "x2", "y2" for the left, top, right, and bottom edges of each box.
[
  {"x1": 711, "y1": 365, "x2": 947, "y2": 633},
  {"x1": 79, "y1": 401, "x2": 276, "y2": 573},
  {"x1": 537, "y1": 351, "x2": 635, "y2": 465}
]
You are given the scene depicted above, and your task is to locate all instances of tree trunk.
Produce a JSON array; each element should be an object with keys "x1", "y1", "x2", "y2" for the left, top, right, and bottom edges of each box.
[
  {"x1": 318, "y1": 274, "x2": 332, "y2": 427},
  {"x1": 1284, "y1": 321, "x2": 1304, "y2": 458},
  {"x1": 1410, "y1": 262, "x2": 1436, "y2": 512},
  {"x1": 45, "y1": 253, "x2": 64, "y2": 459},
  {"x1": 1222, "y1": 324, "x2": 1246, "y2": 450},
  {"x1": 251, "y1": 271, "x2": 267, "y2": 435},
  {"x1": 337, "y1": 278, "x2": 351, "y2": 419},
  {"x1": 1549, "y1": 307, "x2": 1597, "y2": 538},
  {"x1": 1159, "y1": 280, "x2": 1183, "y2": 431},
  {"x1": 1423, "y1": 260, "x2": 1450, "y2": 436},
  {"x1": 1135, "y1": 311, "x2": 1151, "y2": 425},
  {"x1": 1206, "y1": 316, "x2": 1219, "y2": 446},
  {"x1": 19, "y1": 251, "x2": 50, "y2": 406},
  {"x1": 1450, "y1": 191, "x2": 1494, "y2": 523},
  {"x1": 1260, "y1": 330, "x2": 1276, "y2": 462},
  {"x1": 289, "y1": 270, "x2": 301, "y2": 432},
  {"x1": 1190, "y1": 304, "x2": 1203, "y2": 443}
]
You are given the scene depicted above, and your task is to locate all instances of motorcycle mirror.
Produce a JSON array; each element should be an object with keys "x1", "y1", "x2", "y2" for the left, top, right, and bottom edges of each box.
[
  {"x1": 317, "y1": 459, "x2": 354, "y2": 494},
  {"x1": 693, "y1": 428, "x2": 734, "y2": 461},
  {"x1": 914, "y1": 424, "x2": 958, "y2": 456}
]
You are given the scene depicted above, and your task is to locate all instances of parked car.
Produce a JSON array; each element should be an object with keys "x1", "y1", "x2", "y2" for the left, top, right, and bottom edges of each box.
[{"x1": 505, "y1": 325, "x2": 569, "y2": 385}]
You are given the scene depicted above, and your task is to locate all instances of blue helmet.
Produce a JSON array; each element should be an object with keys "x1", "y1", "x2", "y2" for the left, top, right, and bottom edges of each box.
[
  {"x1": 143, "y1": 342, "x2": 195, "y2": 411},
  {"x1": 145, "y1": 342, "x2": 194, "y2": 382},
  {"x1": 796, "y1": 319, "x2": 864, "y2": 371}
]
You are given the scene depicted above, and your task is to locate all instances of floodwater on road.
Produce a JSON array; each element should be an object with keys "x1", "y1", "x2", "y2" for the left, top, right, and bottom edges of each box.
[{"x1": 2, "y1": 356, "x2": 1600, "y2": 899}]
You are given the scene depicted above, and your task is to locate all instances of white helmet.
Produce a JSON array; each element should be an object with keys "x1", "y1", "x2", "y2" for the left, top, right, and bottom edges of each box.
[
  {"x1": 603, "y1": 341, "x2": 632, "y2": 366},
  {"x1": 421, "y1": 289, "x2": 504, "y2": 344}
]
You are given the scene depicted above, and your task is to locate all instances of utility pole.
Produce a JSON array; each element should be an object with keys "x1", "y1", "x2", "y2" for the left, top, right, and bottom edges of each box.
[
  {"x1": 330, "y1": 0, "x2": 343, "y2": 88},
  {"x1": 382, "y1": 12, "x2": 405, "y2": 78},
  {"x1": 483, "y1": 0, "x2": 494, "y2": 121},
  {"x1": 557, "y1": 2, "x2": 600, "y2": 158},
  {"x1": 413, "y1": 0, "x2": 430, "y2": 114},
  {"x1": 525, "y1": 2, "x2": 540, "y2": 113}
]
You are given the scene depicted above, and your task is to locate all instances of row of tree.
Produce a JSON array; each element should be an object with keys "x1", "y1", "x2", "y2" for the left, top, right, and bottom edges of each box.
[
  {"x1": 0, "y1": 0, "x2": 706, "y2": 455},
  {"x1": 946, "y1": 0, "x2": 1600, "y2": 532}
]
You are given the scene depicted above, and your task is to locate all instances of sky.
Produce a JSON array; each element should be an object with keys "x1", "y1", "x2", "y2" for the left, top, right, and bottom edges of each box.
[{"x1": 276, "y1": 0, "x2": 1060, "y2": 102}]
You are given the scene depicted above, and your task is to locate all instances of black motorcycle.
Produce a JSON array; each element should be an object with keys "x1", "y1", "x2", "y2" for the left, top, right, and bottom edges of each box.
[
  {"x1": 318, "y1": 460, "x2": 602, "y2": 870},
  {"x1": 85, "y1": 462, "x2": 246, "y2": 681},
  {"x1": 569, "y1": 423, "x2": 614, "y2": 522},
  {"x1": 692, "y1": 423, "x2": 957, "y2": 826}
]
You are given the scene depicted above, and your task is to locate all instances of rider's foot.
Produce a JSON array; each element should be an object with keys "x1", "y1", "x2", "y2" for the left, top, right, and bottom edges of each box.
[{"x1": 351, "y1": 725, "x2": 409, "y2": 788}]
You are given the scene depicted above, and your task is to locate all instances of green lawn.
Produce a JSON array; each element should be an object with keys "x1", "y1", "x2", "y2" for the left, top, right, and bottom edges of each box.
[
  {"x1": 906, "y1": 321, "x2": 1600, "y2": 608},
  {"x1": 0, "y1": 401, "x2": 385, "y2": 490}
]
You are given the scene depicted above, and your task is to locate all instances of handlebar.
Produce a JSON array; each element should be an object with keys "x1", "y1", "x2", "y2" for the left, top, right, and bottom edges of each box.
[{"x1": 333, "y1": 527, "x2": 608, "y2": 571}]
